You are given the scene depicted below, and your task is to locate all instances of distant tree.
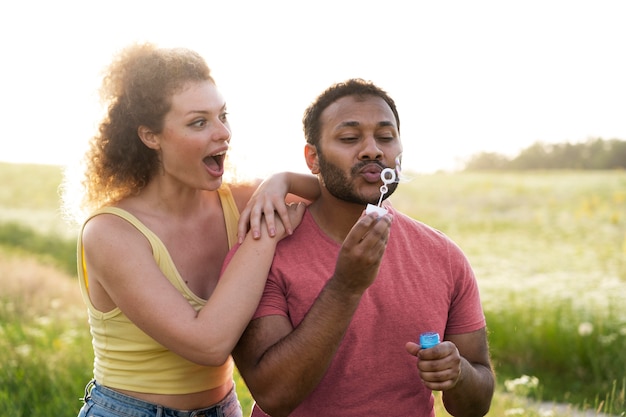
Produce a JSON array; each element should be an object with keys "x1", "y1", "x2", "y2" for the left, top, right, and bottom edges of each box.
[
  {"x1": 509, "y1": 142, "x2": 550, "y2": 170},
  {"x1": 463, "y1": 138, "x2": 626, "y2": 170},
  {"x1": 605, "y1": 139, "x2": 626, "y2": 169},
  {"x1": 464, "y1": 152, "x2": 511, "y2": 170}
]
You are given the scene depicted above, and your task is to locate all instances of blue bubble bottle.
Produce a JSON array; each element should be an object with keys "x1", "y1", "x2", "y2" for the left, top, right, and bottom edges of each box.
[{"x1": 419, "y1": 332, "x2": 440, "y2": 349}]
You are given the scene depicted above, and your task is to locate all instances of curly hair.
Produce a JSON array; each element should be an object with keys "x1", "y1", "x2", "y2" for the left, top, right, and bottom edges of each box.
[
  {"x1": 302, "y1": 78, "x2": 400, "y2": 148},
  {"x1": 80, "y1": 42, "x2": 214, "y2": 212}
]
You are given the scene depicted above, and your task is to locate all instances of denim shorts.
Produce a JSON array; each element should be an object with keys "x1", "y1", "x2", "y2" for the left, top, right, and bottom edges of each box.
[{"x1": 77, "y1": 379, "x2": 243, "y2": 417}]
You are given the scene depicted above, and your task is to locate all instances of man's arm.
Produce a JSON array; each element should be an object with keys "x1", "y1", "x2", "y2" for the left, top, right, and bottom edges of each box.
[
  {"x1": 233, "y1": 213, "x2": 392, "y2": 417},
  {"x1": 406, "y1": 328, "x2": 495, "y2": 417},
  {"x1": 233, "y1": 281, "x2": 362, "y2": 417},
  {"x1": 440, "y1": 329, "x2": 494, "y2": 416}
]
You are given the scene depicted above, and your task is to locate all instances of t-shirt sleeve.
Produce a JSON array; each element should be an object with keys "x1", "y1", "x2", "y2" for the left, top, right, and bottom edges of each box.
[
  {"x1": 222, "y1": 244, "x2": 289, "y2": 321},
  {"x1": 251, "y1": 274, "x2": 289, "y2": 320},
  {"x1": 445, "y1": 239, "x2": 486, "y2": 334}
]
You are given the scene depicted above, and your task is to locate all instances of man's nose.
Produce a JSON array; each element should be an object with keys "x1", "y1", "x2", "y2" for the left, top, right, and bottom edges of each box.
[{"x1": 359, "y1": 137, "x2": 383, "y2": 160}]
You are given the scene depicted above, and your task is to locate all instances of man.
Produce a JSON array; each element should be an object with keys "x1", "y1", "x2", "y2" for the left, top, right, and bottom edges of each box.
[{"x1": 232, "y1": 79, "x2": 495, "y2": 417}]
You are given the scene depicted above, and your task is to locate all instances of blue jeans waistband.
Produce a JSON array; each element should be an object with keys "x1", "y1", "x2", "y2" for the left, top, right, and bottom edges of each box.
[{"x1": 80, "y1": 379, "x2": 241, "y2": 417}]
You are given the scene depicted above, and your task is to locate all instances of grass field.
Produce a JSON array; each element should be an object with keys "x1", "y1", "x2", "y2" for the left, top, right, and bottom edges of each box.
[
  {"x1": 392, "y1": 170, "x2": 626, "y2": 415},
  {"x1": 1, "y1": 162, "x2": 624, "y2": 416}
]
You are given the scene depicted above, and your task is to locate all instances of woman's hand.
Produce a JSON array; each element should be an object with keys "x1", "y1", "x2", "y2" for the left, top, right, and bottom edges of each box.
[
  {"x1": 238, "y1": 173, "x2": 292, "y2": 243},
  {"x1": 270, "y1": 202, "x2": 306, "y2": 240},
  {"x1": 237, "y1": 172, "x2": 318, "y2": 243}
]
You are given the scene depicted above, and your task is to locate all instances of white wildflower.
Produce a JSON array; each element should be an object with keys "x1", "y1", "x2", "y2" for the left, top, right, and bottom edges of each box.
[
  {"x1": 25, "y1": 327, "x2": 45, "y2": 339},
  {"x1": 15, "y1": 344, "x2": 32, "y2": 357},
  {"x1": 577, "y1": 322, "x2": 593, "y2": 336},
  {"x1": 505, "y1": 375, "x2": 540, "y2": 395},
  {"x1": 599, "y1": 333, "x2": 617, "y2": 345}
]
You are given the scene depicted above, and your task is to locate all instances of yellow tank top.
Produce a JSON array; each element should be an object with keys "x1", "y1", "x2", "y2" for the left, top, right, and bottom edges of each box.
[{"x1": 77, "y1": 186, "x2": 240, "y2": 394}]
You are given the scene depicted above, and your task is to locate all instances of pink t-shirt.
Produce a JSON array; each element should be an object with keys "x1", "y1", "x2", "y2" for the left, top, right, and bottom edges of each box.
[{"x1": 249, "y1": 207, "x2": 485, "y2": 417}]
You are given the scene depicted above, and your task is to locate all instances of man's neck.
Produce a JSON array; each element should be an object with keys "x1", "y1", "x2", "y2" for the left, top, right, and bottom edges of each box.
[{"x1": 308, "y1": 197, "x2": 366, "y2": 243}]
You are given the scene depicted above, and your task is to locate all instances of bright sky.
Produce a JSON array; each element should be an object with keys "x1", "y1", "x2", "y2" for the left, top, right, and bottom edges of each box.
[{"x1": 1, "y1": 0, "x2": 625, "y2": 175}]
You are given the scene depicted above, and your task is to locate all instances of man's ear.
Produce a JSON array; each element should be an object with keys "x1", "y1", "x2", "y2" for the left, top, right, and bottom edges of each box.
[
  {"x1": 305, "y1": 144, "x2": 320, "y2": 174},
  {"x1": 137, "y1": 125, "x2": 160, "y2": 150}
]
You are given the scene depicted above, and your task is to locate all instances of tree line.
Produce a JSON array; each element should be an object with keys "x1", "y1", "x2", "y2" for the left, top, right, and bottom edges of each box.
[{"x1": 463, "y1": 138, "x2": 626, "y2": 170}]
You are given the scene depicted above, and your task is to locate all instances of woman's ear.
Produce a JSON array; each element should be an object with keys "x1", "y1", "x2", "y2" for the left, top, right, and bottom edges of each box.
[
  {"x1": 305, "y1": 144, "x2": 320, "y2": 174},
  {"x1": 137, "y1": 125, "x2": 160, "y2": 150}
]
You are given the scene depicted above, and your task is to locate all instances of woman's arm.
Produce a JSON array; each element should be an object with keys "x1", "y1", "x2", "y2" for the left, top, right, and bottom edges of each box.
[{"x1": 82, "y1": 203, "x2": 306, "y2": 366}]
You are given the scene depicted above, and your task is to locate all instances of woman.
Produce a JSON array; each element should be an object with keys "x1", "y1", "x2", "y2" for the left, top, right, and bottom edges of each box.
[{"x1": 71, "y1": 43, "x2": 317, "y2": 417}]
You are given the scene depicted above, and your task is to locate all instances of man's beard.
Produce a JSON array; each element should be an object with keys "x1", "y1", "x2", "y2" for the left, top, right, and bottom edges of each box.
[{"x1": 317, "y1": 150, "x2": 398, "y2": 205}]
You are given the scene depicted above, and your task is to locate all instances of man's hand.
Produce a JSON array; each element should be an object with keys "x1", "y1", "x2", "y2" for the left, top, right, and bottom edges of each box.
[
  {"x1": 406, "y1": 329, "x2": 495, "y2": 417},
  {"x1": 331, "y1": 212, "x2": 393, "y2": 294},
  {"x1": 405, "y1": 341, "x2": 463, "y2": 391}
]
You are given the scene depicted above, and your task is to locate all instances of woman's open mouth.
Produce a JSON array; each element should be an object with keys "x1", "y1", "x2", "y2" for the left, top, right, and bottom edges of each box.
[{"x1": 203, "y1": 150, "x2": 227, "y2": 175}]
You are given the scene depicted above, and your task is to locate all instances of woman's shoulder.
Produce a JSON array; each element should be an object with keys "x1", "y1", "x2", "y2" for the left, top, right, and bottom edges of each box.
[
  {"x1": 82, "y1": 206, "x2": 144, "y2": 241},
  {"x1": 80, "y1": 214, "x2": 151, "y2": 273}
]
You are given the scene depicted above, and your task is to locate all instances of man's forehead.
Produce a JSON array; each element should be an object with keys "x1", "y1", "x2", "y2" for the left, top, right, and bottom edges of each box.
[{"x1": 322, "y1": 95, "x2": 396, "y2": 127}]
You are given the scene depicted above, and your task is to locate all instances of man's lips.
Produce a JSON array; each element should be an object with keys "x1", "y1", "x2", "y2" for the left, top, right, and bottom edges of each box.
[{"x1": 359, "y1": 164, "x2": 384, "y2": 183}]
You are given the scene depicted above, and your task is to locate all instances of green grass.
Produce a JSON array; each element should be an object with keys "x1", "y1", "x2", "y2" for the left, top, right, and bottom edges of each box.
[
  {"x1": 0, "y1": 221, "x2": 76, "y2": 275},
  {"x1": 0, "y1": 252, "x2": 93, "y2": 416},
  {"x1": 0, "y1": 307, "x2": 93, "y2": 414},
  {"x1": 1, "y1": 163, "x2": 625, "y2": 416},
  {"x1": 392, "y1": 170, "x2": 626, "y2": 415},
  {"x1": 0, "y1": 162, "x2": 74, "y2": 237},
  {"x1": 0, "y1": 162, "x2": 77, "y2": 274}
]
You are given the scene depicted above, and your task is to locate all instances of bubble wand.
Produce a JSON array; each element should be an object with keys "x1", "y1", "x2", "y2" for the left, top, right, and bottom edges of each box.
[{"x1": 365, "y1": 157, "x2": 401, "y2": 216}]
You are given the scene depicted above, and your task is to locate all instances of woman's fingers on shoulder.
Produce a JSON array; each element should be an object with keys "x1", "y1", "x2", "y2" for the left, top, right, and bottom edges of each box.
[{"x1": 288, "y1": 201, "x2": 306, "y2": 226}]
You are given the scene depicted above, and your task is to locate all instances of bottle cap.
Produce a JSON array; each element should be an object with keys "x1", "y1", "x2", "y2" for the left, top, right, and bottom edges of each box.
[{"x1": 419, "y1": 332, "x2": 440, "y2": 349}]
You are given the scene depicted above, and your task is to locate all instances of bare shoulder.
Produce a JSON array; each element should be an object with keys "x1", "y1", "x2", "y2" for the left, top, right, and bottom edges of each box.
[
  {"x1": 83, "y1": 212, "x2": 142, "y2": 244},
  {"x1": 82, "y1": 211, "x2": 152, "y2": 265},
  {"x1": 81, "y1": 210, "x2": 158, "y2": 312}
]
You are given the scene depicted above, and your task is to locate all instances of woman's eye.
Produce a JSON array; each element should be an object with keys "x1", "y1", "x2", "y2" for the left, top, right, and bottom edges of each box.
[
  {"x1": 220, "y1": 112, "x2": 229, "y2": 122},
  {"x1": 190, "y1": 119, "x2": 207, "y2": 128}
]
